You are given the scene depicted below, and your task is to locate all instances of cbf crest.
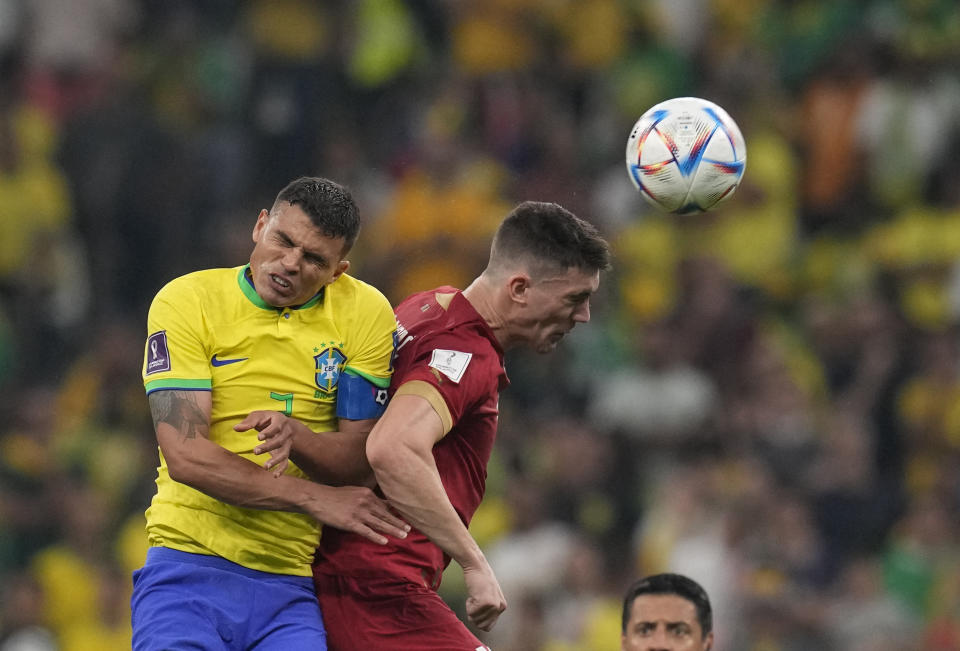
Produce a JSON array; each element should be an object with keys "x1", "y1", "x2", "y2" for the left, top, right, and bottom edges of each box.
[{"x1": 314, "y1": 347, "x2": 347, "y2": 394}]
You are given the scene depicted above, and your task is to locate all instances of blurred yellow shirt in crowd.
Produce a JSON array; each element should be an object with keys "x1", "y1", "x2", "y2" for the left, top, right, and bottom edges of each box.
[{"x1": 0, "y1": 106, "x2": 71, "y2": 279}]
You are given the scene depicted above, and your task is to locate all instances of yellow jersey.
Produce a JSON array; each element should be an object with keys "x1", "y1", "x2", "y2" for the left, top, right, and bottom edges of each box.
[{"x1": 141, "y1": 265, "x2": 395, "y2": 576}]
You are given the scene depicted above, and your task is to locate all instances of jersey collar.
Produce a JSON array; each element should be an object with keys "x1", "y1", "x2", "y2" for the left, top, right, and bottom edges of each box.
[{"x1": 237, "y1": 264, "x2": 325, "y2": 311}]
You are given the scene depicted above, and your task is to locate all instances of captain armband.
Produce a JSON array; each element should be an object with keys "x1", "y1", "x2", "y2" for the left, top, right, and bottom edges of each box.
[{"x1": 336, "y1": 370, "x2": 390, "y2": 420}]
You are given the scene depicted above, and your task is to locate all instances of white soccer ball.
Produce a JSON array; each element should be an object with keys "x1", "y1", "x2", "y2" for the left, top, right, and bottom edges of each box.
[{"x1": 625, "y1": 96, "x2": 746, "y2": 214}]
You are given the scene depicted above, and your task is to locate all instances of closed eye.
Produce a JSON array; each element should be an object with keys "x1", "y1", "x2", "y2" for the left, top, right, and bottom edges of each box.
[
  {"x1": 274, "y1": 232, "x2": 295, "y2": 247},
  {"x1": 274, "y1": 232, "x2": 328, "y2": 268},
  {"x1": 305, "y1": 253, "x2": 328, "y2": 268}
]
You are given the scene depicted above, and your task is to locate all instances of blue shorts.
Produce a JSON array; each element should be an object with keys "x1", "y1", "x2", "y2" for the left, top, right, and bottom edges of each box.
[{"x1": 131, "y1": 547, "x2": 326, "y2": 651}]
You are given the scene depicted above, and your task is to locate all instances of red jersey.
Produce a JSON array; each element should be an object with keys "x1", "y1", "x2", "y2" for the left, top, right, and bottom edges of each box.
[{"x1": 314, "y1": 287, "x2": 508, "y2": 589}]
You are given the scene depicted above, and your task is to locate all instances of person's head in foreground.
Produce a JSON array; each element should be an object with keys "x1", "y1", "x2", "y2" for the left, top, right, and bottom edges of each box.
[
  {"x1": 474, "y1": 201, "x2": 612, "y2": 353},
  {"x1": 249, "y1": 176, "x2": 360, "y2": 308},
  {"x1": 621, "y1": 573, "x2": 713, "y2": 651}
]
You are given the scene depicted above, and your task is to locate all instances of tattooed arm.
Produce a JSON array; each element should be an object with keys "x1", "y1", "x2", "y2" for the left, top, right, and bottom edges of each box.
[
  {"x1": 148, "y1": 390, "x2": 408, "y2": 543},
  {"x1": 150, "y1": 389, "x2": 290, "y2": 506}
]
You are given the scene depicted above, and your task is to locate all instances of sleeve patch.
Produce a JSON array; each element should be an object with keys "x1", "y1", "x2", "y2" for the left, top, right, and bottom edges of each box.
[
  {"x1": 428, "y1": 349, "x2": 472, "y2": 384},
  {"x1": 145, "y1": 331, "x2": 172, "y2": 375}
]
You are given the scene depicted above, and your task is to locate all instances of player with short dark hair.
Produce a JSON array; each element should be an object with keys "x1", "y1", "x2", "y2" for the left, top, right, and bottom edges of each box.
[
  {"x1": 132, "y1": 176, "x2": 409, "y2": 651},
  {"x1": 309, "y1": 200, "x2": 612, "y2": 649},
  {"x1": 621, "y1": 573, "x2": 714, "y2": 651}
]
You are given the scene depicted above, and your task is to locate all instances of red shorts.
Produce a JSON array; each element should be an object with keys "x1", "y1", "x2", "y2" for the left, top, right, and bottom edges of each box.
[{"x1": 314, "y1": 572, "x2": 491, "y2": 651}]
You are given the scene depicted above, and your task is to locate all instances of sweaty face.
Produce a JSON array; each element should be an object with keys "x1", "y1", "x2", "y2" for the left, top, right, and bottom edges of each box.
[
  {"x1": 248, "y1": 202, "x2": 349, "y2": 308},
  {"x1": 520, "y1": 267, "x2": 600, "y2": 353},
  {"x1": 621, "y1": 595, "x2": 712, "y2": 651}
]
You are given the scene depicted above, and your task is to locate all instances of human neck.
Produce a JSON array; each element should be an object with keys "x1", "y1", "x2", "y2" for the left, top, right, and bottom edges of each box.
[{"x1": 462, "y1": 276, "x2": 512, "y2": 348}]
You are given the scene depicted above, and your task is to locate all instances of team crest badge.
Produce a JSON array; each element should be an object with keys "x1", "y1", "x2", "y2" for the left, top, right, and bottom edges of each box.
[{"x1": 314, "y1": 347, "x2": 346, "y2": 393}]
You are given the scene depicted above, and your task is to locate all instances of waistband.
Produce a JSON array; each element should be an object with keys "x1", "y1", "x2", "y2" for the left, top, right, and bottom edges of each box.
[{"x1": 146, "y1": 546, "x2": 313, "y2": 586}]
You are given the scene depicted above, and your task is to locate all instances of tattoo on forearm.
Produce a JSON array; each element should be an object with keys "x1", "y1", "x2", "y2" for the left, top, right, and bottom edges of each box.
[{"x1": 149, "y1": 391, "x2": 209, "y2": 441}]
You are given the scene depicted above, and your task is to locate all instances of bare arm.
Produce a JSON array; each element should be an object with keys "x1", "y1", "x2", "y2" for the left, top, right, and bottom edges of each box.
[
  {"x1": 290, "y1": 417, "x2": 376, "y2": 487},
  {"x1": 150, "y1": 390, "x2": 407, "y2": 544},
  {"x1": 233, "y1": 409, "x2": 375, "y2": 486},
  {"x1": 365, "y1": 392, "x2": 506, "y2": 631}
]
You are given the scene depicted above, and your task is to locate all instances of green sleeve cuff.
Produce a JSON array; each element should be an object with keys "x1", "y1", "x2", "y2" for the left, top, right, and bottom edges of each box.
[
  {"x1": 144, "y1": 378, "x2": 213, "y2": 395},
  {"x1": 342, "y1": 366, "x2": 391, "y2": 389}
]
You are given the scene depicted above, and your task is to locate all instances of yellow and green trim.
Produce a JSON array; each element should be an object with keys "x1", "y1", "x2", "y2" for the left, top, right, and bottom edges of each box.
[{"x1": 237, "y1": 265, "x2": 325, "y2": 311}]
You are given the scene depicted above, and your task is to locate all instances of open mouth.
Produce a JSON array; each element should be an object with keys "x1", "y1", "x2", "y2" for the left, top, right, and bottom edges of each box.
[{"x1": 270, "y1": 273, "x2": 292, "y2": 292}]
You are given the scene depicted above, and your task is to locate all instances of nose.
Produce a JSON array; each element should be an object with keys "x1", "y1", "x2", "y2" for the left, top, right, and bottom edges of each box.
[
  {"x1": 281, "y1": 247, "x2": 302, "y2": 271},
  {"x1": 573, "y1": 299, "x2": 591, "y2": 323},
  {"x1": 645, "y1": 627, "x2": 672, "y2": 651}
]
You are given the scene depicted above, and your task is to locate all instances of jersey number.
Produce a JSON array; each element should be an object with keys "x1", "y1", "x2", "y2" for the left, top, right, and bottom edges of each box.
[{"x1": 269, "y1": 392, "x2": 294, "y2": 416}]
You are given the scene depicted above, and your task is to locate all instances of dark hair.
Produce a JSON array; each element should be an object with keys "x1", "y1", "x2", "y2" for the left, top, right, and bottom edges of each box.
[
  {"x1": 487, "y1": 201, "x2": 611, "y2": 278},
  {"x1": 621, "y1": 573, "x2": 712, "y2": 636},
  {"x1": 273, "y1": 177, "x2": 361, "y2": 252}
]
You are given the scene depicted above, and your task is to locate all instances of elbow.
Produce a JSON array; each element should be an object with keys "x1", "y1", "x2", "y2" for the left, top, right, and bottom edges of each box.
[
  {"x1": 367, "y1": 433, "x2": 424, "y2": 492},
  {"x1": 366, "y1": 433, "x2": 413, "y2": 486},
  {"x1": 166, "y1": 459, "x2": 190, "y2": 485},
  {"x1": 164, "y1": 451, "x2": 199, "y2": 486},
  {"x1": 365, "y1": 435, "x2": 393, "y2": 477}
]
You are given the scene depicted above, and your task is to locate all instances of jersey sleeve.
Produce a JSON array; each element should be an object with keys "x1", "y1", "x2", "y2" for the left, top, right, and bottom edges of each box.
[
  {"x1": 394, "y1": 330, "x2": 500, "y2": 436},
  {"x1": 142, "y1": 278, "x2": 212, "y2": 395},
  {"x1": 341, "y1": 284, "x2": 396, "y2": 390}
]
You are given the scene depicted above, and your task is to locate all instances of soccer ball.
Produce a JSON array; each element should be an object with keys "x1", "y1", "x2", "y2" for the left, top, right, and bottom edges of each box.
[{"x1": 625, "y1": 97, "x2": 746, "y2": 214}]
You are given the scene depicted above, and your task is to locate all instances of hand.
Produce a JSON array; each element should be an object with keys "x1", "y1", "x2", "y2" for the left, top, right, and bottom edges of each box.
[
  {"x1": 312, "y1": 485, "x2": 411, "y2": 546},
  {"x1": 462, "y1": 558, "x2": 507, "y2": 631},
  {"x1": 234, "y1": 411, "x2": 295, "y2": 477}
]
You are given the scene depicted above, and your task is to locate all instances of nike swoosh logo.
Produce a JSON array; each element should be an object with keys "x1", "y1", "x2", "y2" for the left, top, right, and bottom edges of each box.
[{"x1": 211, "y1": 354, "x2": 248, "y2": 367}]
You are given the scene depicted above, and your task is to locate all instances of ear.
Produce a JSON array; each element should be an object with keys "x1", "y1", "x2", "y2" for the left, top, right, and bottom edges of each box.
[
  {"x1": 507, "y1": 273, "x2": 531, "y2": 305},
  {"x1": 704, "y1": 632, "x2": 714, "y2": 650},
  {"x1": 252, "y1": 209, "x2": 270, "y2": 243},
  {"x1": 329, "y1": 259, "x2": 350, "y2": 284}
]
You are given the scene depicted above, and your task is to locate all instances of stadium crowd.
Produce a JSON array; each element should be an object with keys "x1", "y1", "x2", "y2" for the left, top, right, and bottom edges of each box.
[{"x1": 1, "y1": 1, "x2": 960, "y2": 649}]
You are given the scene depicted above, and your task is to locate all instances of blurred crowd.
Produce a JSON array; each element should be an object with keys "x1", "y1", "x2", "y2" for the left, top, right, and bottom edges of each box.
[{"x1": 1, "y1": 1, "x2": 960, "y2": 649}]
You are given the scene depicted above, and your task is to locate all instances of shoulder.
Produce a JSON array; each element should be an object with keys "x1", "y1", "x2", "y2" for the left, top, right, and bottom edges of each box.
[
  {"x1": 408, "y1": 328, "x2": 502, "y2": 380},
  {"x1": 398, "y1": 335, "x2": 503, "y2": 406},
  {"x1": 395, "y1": 287, "x2": 462, "y2": 324},
  {"x1": 155, "y1": 267, "x2": 239, "y2": 301},
  {"x1": 397, "y1": 286, "x2": 459, "y2": 307},
  {"x1": 149, "y1": 268, "x2": 244, "y2": 325},
  {"x1": 330, "y1": 274, "x2": 390, "y2": 308}
]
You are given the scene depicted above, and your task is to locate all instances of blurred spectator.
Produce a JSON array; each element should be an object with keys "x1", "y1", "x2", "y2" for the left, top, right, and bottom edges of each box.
[
  {"x1": 0, "y1": 80, "x2": 84, "y2": 380},
  {"x1": 30, "y1": 480, "x2": 125, "y2": 643},
  {"x1": 857, "y1": 52, "x2": 960, "y2": 213},
  {"x1": 21, "y1": 0, "x2": 139, "y2": 122},
  {"x1": 484, "y1": 478, "x2": 578, "y2": 648},
  {"x1": 0, "y1": 2, "x2": 958, "y2": 648},
  {"x1": 540, "y1": 537, "x2": 622, "y2": 651},
  {"x1": 360, "y1": 79, "x2": 511, "y2": 302},
  {"x1": 823, "y1": 556, "x2": 919, "y2": 651},
  {"x1": 807, "y1": 406, "x2": 901, "y2": 568},
  {"x1": 632, "y1": 461, "x2": 740, "y2": 649},
  {"x1": 0, "y1": 572, "x2": 56, "y2": 651},
  {"x1": 588, "y1": 315, "x2": 717, "y2": 441},
  {"x1": 881, "y1": 493, "x2": 958, "y2": 620},
  {"x1": 0, "y1": 385, "x2": 62, "y2": 575},
  {"x1": 795, "y1": 39, "x2": 874, "y2": 235}
]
